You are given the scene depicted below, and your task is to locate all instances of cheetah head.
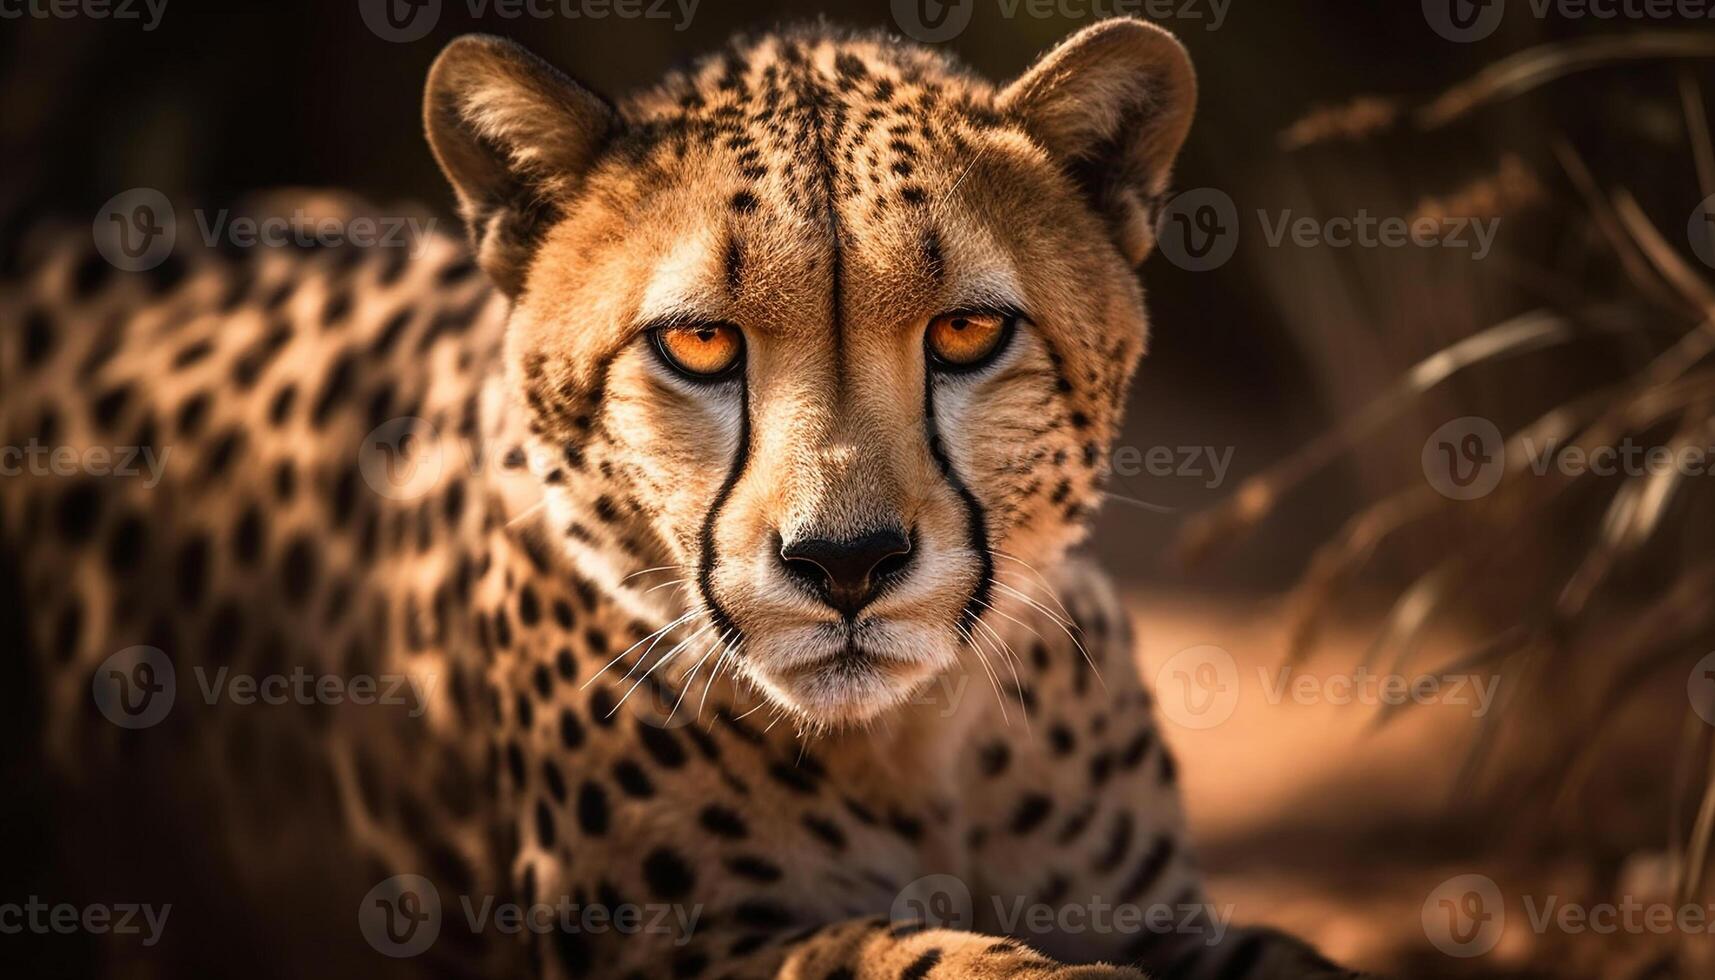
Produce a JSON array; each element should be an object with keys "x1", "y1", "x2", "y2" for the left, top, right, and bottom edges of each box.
[{"x1": 424, "y1": 21, "x2": 1194, "y2": 726}]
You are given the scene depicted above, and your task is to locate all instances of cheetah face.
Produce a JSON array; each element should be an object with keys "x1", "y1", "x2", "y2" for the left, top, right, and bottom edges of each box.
[{"x1": 425, "y1": 22, "x2": 1194, "y2": 726}]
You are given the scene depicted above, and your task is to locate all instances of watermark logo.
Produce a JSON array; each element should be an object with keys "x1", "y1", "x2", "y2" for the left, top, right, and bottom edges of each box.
[
  {"x1": 92, "y1": 646, "x2": 176, "y2": 729},
  {"x1": 891, "y1": 874, "x2": 975, "y2": 931},
  {"x1": 1424, "y1": 0, "x2": 1507, "y2": 42},
  {"x1": 93, "y1": 188, "x2": 176, "y2": 273},
  {"x1": 1156, "y1": 188, "x2": 1239, "y2": 272},
  {"x1": 1423, "y1": 873, "x2": 1506, "y2": 957},
  {"x1": 1422, "y1": 416, "x2": 1506, "y2": 500},
  {"x1": 359, "y1": 0, "x2": 440, "y2": 41},
  {"x1": 1153, "y1": 644, "x2": 1240, "y2": 729},
  {"x1": 1690, "y1": 194, "x2": 1715, "y2": 270},
  {"x1": 1691, "y1": 652, "x2": 1715, "y2": 726},
  {"x1": 360, "y1": 875, "x2": 443, "y2": 957},
  {"x1": 891, "y1": 0, "x2": 975, "y2": 42},
  {"x1": 360, "y1": 417, "x2": 448, "y2": 501}
]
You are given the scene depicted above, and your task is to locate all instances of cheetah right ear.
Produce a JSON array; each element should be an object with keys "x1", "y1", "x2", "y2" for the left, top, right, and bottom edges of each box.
[
  {"x1": 425, "y1": 34, "x2": 617, "y2": 297},
  {"x1": 999, "y1": 19, "x2": 1196, "y2": 266}
]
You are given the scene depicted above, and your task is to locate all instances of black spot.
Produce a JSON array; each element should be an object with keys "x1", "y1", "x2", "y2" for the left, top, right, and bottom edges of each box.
[
  {"x1": 577, "y1": 781, "x2": 609, "y2": 835},
  {"x1": 888, "y1": 811, "x2": 924, "y2": 842},
  {"x1": 22, "y1": 307, "x2": 55, "y2": 367},
  {"x1": 555, "y1": 646, "x2": 577, "y2": 682},
  {"x1": 698, "y1": 805, "x2": 748, "y2": 839},
  {"x1": 310, "y1": 351, "x2": 358, "y2": 427},
  {"x1": 637, "y1": 723, "x2": 687, "y2": 769},
  {"x1": 273, "y1": 460, "x2": 297, "y2": 501},
  {"x1": 900, "y1": 949, "x2": 942, "y2": 980},
  {"x1": 506, "y1": 741, "x2": 526, "y2": 785},
  {"x1": 371, "y1": 308, "x2": 412, "y2": 356},
  {"x1": 769, "y1": 762, "x2": 818, "y2": 795},
  {"x1": 559, "y1": 708, "x2": 585, "y2": 749},
  {"x1": 542, "y1": 760, "x2": 567, "y2": 803},
  {"x1": 672, "y1": 949, "x2": 709, "y2": 978},
  {"x1": 1120, "y1": 836, "x2": 1175, "y2": 902},
  {"x1": 977, "y1": 741, "x2": 1009, "y2": 777},
  {"x1": 1049, "y1": 724, "x2": 1076, "y2": 756},
  {"x1": 1100, "y1": 812, "x2": 1134, "y2": 869},
  {"x1": 730, "y1": 190, "x2": 759, "y2": 214},
  {"x1": 201, "y1": 428, "x2": 245, "y2": 481},
  {"x1": 725, "y1": 854, "x2": 782, "y2": 882},
  {"x1": 536, "y1": 799, "x2": 557, "y2": 849},
  {"x1": 1010, "y1": 794, "x2": 1053, "y2": 834},
  {"x1": 52, "y1": 597, "x2": 84, "y2": 662},
  {"x1": 1089, "y1": 751, "x2": 1114, "y2": 787},
  {"x1": 172, "y1": 339, "x2": 214, "y2": 369},
  {"x1": 612, "y1": 758, "x2": 654, "y2": 798},
  {"x1": 55, "y1": 482, "x2": 104, "y2": 544},
  {"x1": 583, "y1": 628, "x2": 610, "y2": 657},
  {"x1": 280, "y1": 535, "x2": 319, "y2": 606},
  {"x1": 801, "y1": 814, "x2": 845, "y2": 851},
  {"x1": 321, "y1": 289, "x2": 353, "y2": 326},
  {"x1": 1120, "y1": 730, "x2": 1154, "y2": 770},
  {"x1": 91, "y1": 384, "x2": 131, "y2": 432},
  {"x1": 517, "y1": 586, "x2": 541, "y2": 627},
  {"x1": 176, "y1": 536, "x2": 210, "y2": 610},
  {"x1": 588, "y1": 686, "x2": 616, "y2": 726},
  {"x1": 104, "y1": 512, "x2": 147, "y2": 573},
  {"x1": 734, "y1": 900, "x2": 793, "y2": 930},
  {"x1": 642, "y1": 847, "x2": 695, "y2": 899}
]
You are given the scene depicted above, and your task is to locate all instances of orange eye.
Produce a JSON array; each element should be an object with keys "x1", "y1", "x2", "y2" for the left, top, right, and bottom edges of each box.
[
  {"x1": 926, "y1": 311, "x2": 1012, "y2": 369},
  {"x1": 653, "y1": 322, "x2": 744, "y2": 380}
]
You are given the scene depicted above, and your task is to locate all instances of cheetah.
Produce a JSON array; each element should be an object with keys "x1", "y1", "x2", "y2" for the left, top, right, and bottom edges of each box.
[{"x1": 1, "y1": 18, "x2": 1364, "y2": 979}]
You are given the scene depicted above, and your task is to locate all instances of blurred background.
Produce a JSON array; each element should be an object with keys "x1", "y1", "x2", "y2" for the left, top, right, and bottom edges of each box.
[{"x1": 5, "y1": 1, "x2": 1715, "y2": 976}]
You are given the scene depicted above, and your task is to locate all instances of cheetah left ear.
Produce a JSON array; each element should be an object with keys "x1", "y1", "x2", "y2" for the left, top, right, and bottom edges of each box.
[
  {"x1": 425, "y1": 34, "x2": 617, "y2": 297},
  {"x1": 999, "y1": 18, "x2": 1196, "y2": 266}
]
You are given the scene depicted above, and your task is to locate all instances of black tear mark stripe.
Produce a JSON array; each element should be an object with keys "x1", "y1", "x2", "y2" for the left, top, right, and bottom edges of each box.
[
  {"x1": 695, "y1": 381, "x2": 749, "y2": 647},
  {"x1": 923, "y1": 377, "x2": 994, "y2": 635}
]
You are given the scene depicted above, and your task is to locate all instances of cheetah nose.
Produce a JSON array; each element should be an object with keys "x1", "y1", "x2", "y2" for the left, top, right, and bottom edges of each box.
[{"x1": 779, "y1": 528, "x2": 914, "y2": 618}]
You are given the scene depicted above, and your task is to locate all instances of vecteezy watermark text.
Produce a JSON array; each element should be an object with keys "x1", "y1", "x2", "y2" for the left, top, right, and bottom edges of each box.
[
  {"x1": 0, "y1": 898, "x2": 170, "y2": 946},
  {"x1": 359, "y1": 875, "x2": 703, "y2": 957},
  {"x1": 94, "y1": 188, "x2": 438, "y2": 273},
  {"x1": 0, "y1": 440, "x2": 171, "y2": 488},
  {"x1": 1424, "y1": 873, "x2": 1715, "y2": 958},
  {"x1": 358, "y1": 0, "x2": 700, "y2": 42},
  {"x1": 0, "y1": 0, "x2": 166, "y2": 29},
  {"x1": 92, "y1": 647, "x2": 438, "y2": 729},
  {"x1": 1155, "y1": 189, "x2": 1502, "y2": 272},
  {"x1": 1151, "y1": 645, "x2": 1501, "y2": 730},
  {"x1": 891, "y1": 0, "x2": 1228, "y2": 44},
  {"x1": 1425, "y1": 0, "x2": 1715, "y2": 44}
]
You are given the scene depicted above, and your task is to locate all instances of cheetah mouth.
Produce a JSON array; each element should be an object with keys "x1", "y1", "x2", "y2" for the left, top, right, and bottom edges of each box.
[{"x1": 735, "y1": 616, "x2": 961, "y2": 724}]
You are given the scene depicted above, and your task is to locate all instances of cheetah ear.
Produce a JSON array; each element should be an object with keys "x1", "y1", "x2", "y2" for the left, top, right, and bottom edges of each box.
[
  {"x1": 425, "y1": 34, "x2": 617, "y2": 297},
  {"x1": 999, "y1": 18, "x2": 1196, "y2": 266}
]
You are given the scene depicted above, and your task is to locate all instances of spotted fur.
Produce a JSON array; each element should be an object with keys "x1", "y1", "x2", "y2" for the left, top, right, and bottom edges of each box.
[{"x1": 2, "y1": 20, "x2": 1362, "y2": 980}]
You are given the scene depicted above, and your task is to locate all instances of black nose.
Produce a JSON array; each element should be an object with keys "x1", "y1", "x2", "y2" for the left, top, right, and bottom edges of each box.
[{"x1": 779, "y1": 528, "x2": 913, "y2": 618}]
